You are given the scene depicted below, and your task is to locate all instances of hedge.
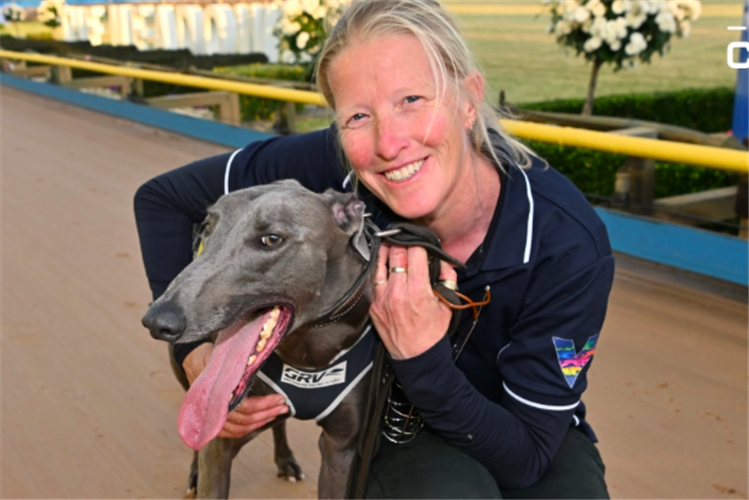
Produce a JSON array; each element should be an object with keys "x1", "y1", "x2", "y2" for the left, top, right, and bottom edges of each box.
[
  {"x1": 213, "y1": 64, "x2": 307, "y2": 121},
  {"x1": 0, "y1": 36, "x2": 268, "y2": 98},
  {"x1": 520, "y1": 87, "x2": 735, "y2": 134}
]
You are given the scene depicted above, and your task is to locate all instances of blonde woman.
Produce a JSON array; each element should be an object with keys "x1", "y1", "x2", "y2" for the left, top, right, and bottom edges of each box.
[{"x1": 135, "y1": 0, "x2": 614, "y2": 497}]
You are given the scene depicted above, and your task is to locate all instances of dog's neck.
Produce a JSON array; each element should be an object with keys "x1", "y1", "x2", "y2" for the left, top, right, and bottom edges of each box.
[{"x1": 275, "y1": 240, "x2": 373, "y2": 370}]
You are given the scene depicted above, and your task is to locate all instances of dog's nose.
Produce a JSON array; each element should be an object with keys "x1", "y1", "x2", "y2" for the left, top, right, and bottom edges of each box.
[{"x1": 142, "y1": 303, "x2": 187, "y2": 342}]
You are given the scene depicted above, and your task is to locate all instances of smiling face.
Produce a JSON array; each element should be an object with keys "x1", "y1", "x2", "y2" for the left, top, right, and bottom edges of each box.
[{"x1": 327, "y1": 34, "x2": 482, "y2": 222}]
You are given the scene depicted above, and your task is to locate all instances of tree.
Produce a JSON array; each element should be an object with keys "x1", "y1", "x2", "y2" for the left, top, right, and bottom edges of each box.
[{"x1": 545, "y1": 0, "x2": 701, "y2": 115}]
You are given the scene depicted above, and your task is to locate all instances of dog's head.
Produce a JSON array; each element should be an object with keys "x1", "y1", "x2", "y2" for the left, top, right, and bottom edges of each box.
[{"x1": 141, "y1": 180, "x2": 369, "y2": 450}]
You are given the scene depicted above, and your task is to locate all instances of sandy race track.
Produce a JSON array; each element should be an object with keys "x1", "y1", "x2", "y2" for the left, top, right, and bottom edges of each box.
[{"x1": 1, "y1": 86, "x2": 747, "y2": 499}]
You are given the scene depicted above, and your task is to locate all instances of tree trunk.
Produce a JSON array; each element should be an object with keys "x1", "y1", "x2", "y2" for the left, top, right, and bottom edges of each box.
[{"x1": 582, "y1": 58, "x2": 603, "y2": 116}]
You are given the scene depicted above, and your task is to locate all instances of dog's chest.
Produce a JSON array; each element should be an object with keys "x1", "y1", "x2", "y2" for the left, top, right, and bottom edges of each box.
[{"x1": 257, "y1": 326, "x2": 374, "y2": 420}]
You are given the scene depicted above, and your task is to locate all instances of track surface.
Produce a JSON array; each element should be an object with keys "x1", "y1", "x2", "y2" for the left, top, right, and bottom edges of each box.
[{"x1": 2, "y1": 86, "x2": 747, "y2": 499}]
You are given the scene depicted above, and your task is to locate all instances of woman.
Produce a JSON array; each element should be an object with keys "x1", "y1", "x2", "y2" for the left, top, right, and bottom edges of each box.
[{"x1": 134, "y1": 0, "x2": 615, "y2": 497}]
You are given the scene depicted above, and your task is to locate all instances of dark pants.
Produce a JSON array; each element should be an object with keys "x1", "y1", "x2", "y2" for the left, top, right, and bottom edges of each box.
[{"x1": 365, "y1": 427, "x2": 609, "y2": 499}]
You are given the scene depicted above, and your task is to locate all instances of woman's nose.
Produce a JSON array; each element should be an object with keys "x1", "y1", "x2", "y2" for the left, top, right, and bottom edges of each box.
[{"x1": 375, "y1": 118, "x2": 408, "y2": 161}]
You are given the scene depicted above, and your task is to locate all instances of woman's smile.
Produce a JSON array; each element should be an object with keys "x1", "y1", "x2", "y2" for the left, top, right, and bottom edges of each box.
[{"x1": 382, "y1": 158, "x2": 426, "y2": 182}]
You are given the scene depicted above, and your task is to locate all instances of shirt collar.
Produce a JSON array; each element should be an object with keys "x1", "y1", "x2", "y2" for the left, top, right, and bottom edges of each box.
[{"x1": 469, "y1": 156, "x2": 540, "y2": 275}]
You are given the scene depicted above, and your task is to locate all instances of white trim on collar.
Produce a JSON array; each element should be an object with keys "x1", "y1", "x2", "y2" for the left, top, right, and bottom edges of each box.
[
  {"x1": 224, "y1": 149, "x2": 242, "y2": 195},
  {"x1": 516, "y1": 167, "x2": 534, "y2": 264},
  {"x1": 342, "y1": 171, "x2": 353, "y2": 190},
  {"x1": 257, "y1": 371, "x2": 297, "y2": 417}
]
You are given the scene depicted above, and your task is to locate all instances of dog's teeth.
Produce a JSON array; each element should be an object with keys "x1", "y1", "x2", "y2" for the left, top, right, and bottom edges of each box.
[
  {"x1": 270, "y1": 307, "x2": 280, "y2": 320},
  {"x1": 261, "y1": 329, "x2": 272, "y2": 340},
  {"x1": 247, "y1": 354, "x2": 257, "y2": 366},
  {"x1": 256, "y1": 338, "x2": 267, "y2": 352}
]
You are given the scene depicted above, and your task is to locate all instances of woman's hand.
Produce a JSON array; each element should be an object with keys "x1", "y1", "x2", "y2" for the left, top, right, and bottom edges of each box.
[
  {"x1": 370, "y1": 243, "x2": 457, "y2": 360},
  {"x1": 182, "y1": 343, "x2": 289, "y2": 439}
]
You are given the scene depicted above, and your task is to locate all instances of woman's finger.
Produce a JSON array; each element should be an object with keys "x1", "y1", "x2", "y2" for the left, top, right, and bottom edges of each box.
[
  {"x1": 373, "y1": 243, "x2": 390, "y2": 298},
  {"x1": 387, "y1": 245, "x2": 409, "y2": 281},
  {"x1": 438, "y1": 259, "x2": 459, "y2": 283},
  {"x1": 405, "y1": 246, "x2": 430, "y2": 290}
]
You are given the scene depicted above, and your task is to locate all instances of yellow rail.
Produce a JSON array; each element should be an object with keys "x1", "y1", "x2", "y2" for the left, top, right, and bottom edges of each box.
[
  {"x1": 502, "y1": 120, "x2": 748, "y2": 174},
  {"x1": 2, "y1": 49, "x2": 747, "y2": 173},
  {"x1": 0, "y1": 49, "x2": 328, "y2": 106}
]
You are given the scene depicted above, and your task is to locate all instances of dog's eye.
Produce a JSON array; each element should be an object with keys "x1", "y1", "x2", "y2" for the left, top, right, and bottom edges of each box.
[{"x1": 260, "y1": 234, "x2": 285, "y2": 247}]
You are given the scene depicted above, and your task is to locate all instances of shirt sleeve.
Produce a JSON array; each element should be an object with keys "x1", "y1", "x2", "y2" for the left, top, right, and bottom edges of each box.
[
  {"x1": 388, "y1": 255, "x2": 615, "y2": 490},
  {"x1": 133, "y1": 127, "x2": 344, "y2": 367}
]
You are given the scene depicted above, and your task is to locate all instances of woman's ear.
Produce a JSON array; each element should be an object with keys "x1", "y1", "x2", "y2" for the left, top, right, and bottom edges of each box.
[{"x1": 461, "y1": 71, "x2": 485, "y2": 129}]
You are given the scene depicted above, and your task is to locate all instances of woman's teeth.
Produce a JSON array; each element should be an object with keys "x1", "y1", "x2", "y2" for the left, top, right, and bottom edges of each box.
[{"x1": 384, "y1": 160, "x2": 424, "y2": 182}]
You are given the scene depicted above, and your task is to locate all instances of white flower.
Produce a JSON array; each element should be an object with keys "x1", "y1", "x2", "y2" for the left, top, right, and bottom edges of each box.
[
  {"x1": 584, "y1": 35, "x2": 603, "y2": 52},
  {"x1": 625, "y1": 10, "x2": 647, "y2": 28},
  {"x1": 581, "y1": 18, "x2": 594, "y2": 33},
  {"x1": 3, "y1": 3, "x2": 25, "y2": 22},
  {"x1": 612, "y1": 0, "x2": 632, "y2": 14},
  {"x1": 589, "y1": 16, "x2": 607, "y2": 37},
  {"x1": 36, "y1": 0, "x2": 62, "y2": 24},
  {"x1": 585, "y1": 0, "x2": 607, "y2": 18},
  {"x1": 608, "y1": 38, "x2": 622, "y2": 51},
  {"x1": 283, "y1": 0, "x2": 303, "y2": 19},
  {"x1": 296, "y1": 31, "x2": 310, "y2": 49},
  {"x1": 674, "y1": 0, "x2": 701, "y2": 20},
  {"x1": 625, "y1": 31, "x2": 648, "y2": 55},
  {"x1": 679, "y1": 19, "x2": 691, "y2": 37},
  {"x1": 666, "y1": 0, "x2": 685, "y2": 20},
  {"x1": 655, "y1": 10, "x2": 676, "y2": 32},
  {"x1": 555, "y1": 19, "x2": 573, "y2": 36},
  {"x1": 301, "y1": 0, "x2": 320, "y2": 15},
  {"x1": 573, "y1": 6, "x2": 591, "y2": 23},
  {"x1": 313, "y1": 4, "x2": 328, "y2": 19},
  {"x1": 638, "y1": 0, "x2": 653, "y2": 14}
]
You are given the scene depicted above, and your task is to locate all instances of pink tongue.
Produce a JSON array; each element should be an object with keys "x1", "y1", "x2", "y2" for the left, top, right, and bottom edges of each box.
[{"x1": 177, "y1": 311, "x2": 270, "y2": 450}]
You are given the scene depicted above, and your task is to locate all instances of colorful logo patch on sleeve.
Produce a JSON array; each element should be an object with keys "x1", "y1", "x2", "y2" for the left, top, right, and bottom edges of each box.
[{"x1": 552, "y1": 334, "x2": 599, "y2": 388}]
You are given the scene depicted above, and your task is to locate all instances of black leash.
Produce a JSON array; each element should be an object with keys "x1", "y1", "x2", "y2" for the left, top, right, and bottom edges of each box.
[{"x1": 349, "y1": 222, "x2": 466, "y2": 499}]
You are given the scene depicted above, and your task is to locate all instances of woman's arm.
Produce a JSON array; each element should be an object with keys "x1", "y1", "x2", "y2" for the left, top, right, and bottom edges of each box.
[{"x1": 386, "y1": 255, "x2": 615, "y2": 489}]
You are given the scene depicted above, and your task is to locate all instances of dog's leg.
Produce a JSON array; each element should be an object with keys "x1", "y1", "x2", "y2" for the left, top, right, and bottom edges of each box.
[
  {"x1": 183, "y1": 451, "x2": 198, "y2": 499},
  {"x1": 317, "y1": 431, "x2": 358, "y2": 499},
  {"x1": 196, "y1": 436, "x2": 245, "y2": 499},
  {"x1": 272, "y1": 420, "x2": 305, "y2": 482}
]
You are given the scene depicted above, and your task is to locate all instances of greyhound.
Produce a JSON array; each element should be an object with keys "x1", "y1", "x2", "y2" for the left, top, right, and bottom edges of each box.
[
  {"x1": 141, "y1": 180, "x2": 466, "y2": 499},
  {"x1": 141, "y1": 180, "x2": 380, "y2": 499}
]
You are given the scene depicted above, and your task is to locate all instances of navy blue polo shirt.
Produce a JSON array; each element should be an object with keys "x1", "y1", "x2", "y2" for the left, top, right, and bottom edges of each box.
[{"x1": 134, "y1": 126, "x2": 614, "y2": 490}]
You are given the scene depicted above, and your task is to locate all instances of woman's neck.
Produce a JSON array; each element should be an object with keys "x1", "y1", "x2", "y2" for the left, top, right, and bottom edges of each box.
[{"x1": 416, "y1": 155, "x2": 501, "y2": 264}]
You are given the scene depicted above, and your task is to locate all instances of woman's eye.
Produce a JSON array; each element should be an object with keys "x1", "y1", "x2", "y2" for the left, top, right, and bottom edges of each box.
[
  {"x1": 347, "y1": 113, "x2": 367, "y2": 126},
  {"x1": 260, "y1": 234, "x2": 285, "y2": 247},
  {"x1": 405, "y1": 95, "x2": 421, "y2": 104}
]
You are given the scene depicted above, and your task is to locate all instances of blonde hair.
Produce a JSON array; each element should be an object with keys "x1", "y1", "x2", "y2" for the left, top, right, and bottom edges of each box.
[{"x1": 315, "y1": 0, "x2": 533, "y2": 176}]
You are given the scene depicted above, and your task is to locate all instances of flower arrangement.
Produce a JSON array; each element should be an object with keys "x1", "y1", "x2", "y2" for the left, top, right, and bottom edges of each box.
[
  {"x1": 544, "y1": 0, "x2": 702, "y2": 114},
  {"x1": 36, "y1": 0, "x2": 63, "y2": 29},
  {"x1": 274, "y1": 0, "x2": 344, "y2": 68},
  {"x1": 2, "y1": 3, "x2": 26, "y2": 36}
]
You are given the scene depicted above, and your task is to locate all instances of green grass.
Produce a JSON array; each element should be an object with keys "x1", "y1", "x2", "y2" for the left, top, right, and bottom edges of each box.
[{"x1": 452, "y1": 1, "x2": 745, "y2": 105}]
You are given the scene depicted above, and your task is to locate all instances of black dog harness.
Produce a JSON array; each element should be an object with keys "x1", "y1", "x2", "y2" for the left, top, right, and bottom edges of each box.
[{"x1": 257, "y1": 325, "x2": 375, "y2": 421}]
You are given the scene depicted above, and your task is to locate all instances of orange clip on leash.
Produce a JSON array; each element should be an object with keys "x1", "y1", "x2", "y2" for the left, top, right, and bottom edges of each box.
[{"x1": 434, "y1": 288, "x2": 491, "y2": 320}]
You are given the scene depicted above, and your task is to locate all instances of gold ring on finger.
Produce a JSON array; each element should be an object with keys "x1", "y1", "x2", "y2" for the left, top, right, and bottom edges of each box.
[
  {"x1": 439, "y1": 280, "x2": 459, "y2": 291},
  {"x1": 389, "y1": 267, "x2": 407, "y2": 274}
]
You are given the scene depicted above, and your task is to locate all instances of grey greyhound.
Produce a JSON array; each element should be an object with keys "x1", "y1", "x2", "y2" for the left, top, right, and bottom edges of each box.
[{"x1": 142, "y1": 180, "x2": 378, "y2": 499}]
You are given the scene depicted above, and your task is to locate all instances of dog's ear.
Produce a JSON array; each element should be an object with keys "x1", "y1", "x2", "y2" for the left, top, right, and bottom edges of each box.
[{"x1": 323, "y1": 190, "x2": 366, "y2": 234}]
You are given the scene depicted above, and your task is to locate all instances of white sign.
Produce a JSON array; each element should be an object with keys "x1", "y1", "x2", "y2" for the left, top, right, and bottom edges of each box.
[{"x1": 56, "y1": 1, "x2": 282, "y2": 60}]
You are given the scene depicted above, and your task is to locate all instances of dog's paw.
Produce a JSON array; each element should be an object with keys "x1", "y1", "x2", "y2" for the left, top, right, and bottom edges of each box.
[
  {"x1": 184, "y1": 486, "x2": 197, "y2": 499},
  {"x1": 276, "y1": 458, "x2": 305, "y2": 483}
]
